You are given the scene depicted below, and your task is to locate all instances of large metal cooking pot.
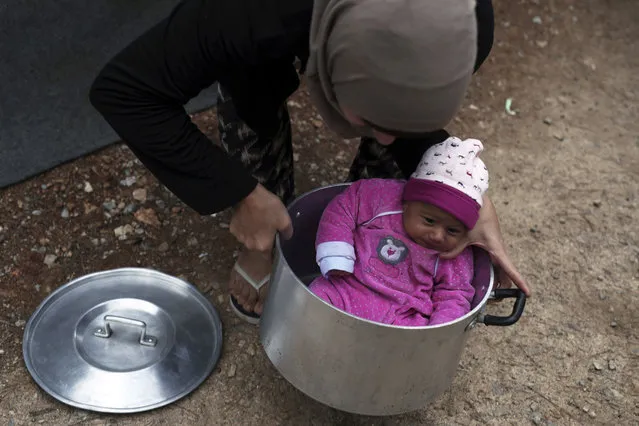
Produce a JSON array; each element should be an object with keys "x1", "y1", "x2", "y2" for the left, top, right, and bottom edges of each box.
[{"x1": 260, "y1": 184, "x2": 526, "y2": 416}]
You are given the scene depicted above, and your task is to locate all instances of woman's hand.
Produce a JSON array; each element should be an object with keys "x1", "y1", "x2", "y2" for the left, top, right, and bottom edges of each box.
[
  {"x1": 230, "y1": 183, "x2": 294, "y2": 252},
  {"x1": 440, "y1": 196, "x2": 531, "y2": 296}
]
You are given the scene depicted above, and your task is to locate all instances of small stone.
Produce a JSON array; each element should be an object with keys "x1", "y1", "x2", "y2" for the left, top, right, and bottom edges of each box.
[
  {"x1": 293, "y1": 153, "x2": 300, "y2": 162},
  {"x1": 536, "y1": 40, "x2": 548, "y2": 48},
  {"x1": 553, "y1": 133, "x2": 564, "y2": 141},
  {"x1": 227, "y1": 364, "x2": 237, "y2": 377},
  {"x1": 134, "y1": 208, "x2": 161, "y2": 227},
  {"x1": 247, "y1": 345, "x2": 256, "y2": 356},
  {"x1": 597, "y1": 275, "x2": 604, "y2": 281},
  {"x1": 582, "y1": 57, "x2": 597, "y2": 71},
  {"x1": 132, "y1": 188, "x2": 147, "y2": 202},
  {"x1": 238, "y1": 339, "x2": 246, "y2": 348},
  {"x1": 532, "y1": 16, "x2": 542, "y2": 24},
  {"x1": 559, "y1": 218, "x2": 566, "y2": 224},
  {"x1": 158, "y1": 242, "x2": 169, "y2": 252},
  {"x1": 120, "y1": 176, "x2": 137, "y2": 187},
  {"x1": 598, "y1": 290, "x2": 606, "y2": 300},
  {"x1": 531, "y1": 412, "x2": 543, "y2": 425},
  {"x1": 469, "y1": 104, "x2": 479, "y2": 110},
  {"x1": 103, "y1": 200, "x2": 117, "y2": 211},
  {"x1": 588, "y1": 411, "x2": 596, "y2": 418},
  {"x1": 114, "y1": 225, "x2": 134, "y2": 239},
  {"x1": 530, "y1": 227, "x2": 538, "y2": 234},
  {"x1": 84, "y1": 203, "x2": 98, "y2": 215},
  {"x1": 543, "y1": 117, "x2": 552, "y2": 125},
  {"x1": 605, "y1": 388, "x2": 622, "y2": 400},
  {"x1": 14, "y1": 320, "x2": 26, "y2": 327},
  {"x1": 312, "y1": 119, "x2": 323, "y2": 128},
  {"x1": 0, "y1": 349, "x2": 4, "y2": 354},
  {"x1": 123, "y1": 203, "x2": 136, "y2": 215},
  {"x1": 592, "y1": 200, "x2": 602, "y2": 208},
  {"x1": 84, "y1": 182, "x2": 93, "y2": 193},
  {"x1": 91, "y1": 239, "x2": 99, "y2": 246},
  {"x1": 187, "y1": 237, "x2": 198, "y2": 247},
  {"x1": 219, "y1": 223, "x2": 230, "y2": 229},
  {"x1": 61, "y1": 208, "x2": 70, "y2": 219},
  {"x1": 610, "y1": 321, "x2": 618, "y2": 328},
  {"x1": 32, "y1": 210, "x2": 42, "y2": 216},
  {"x1": 608, "y1": 359, "x2": 617, "y2": 370},
  {"x1": 43, "y1": 254, "x2": 58, "y2": 267},
  {"x1": 593, "y1": 361, "x2": 603, "y2": 371}
]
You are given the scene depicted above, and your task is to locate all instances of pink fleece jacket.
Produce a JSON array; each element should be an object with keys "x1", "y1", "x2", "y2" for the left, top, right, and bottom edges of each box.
[{"x1": 308, "y1": 179, "x2": 475, "y2": 326}]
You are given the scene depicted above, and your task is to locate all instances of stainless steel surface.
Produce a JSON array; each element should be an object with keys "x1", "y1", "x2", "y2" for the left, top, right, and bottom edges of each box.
[
  {"x1": 93, "y1": 315, "x2": 158, "y2": 347},
  {"x1": 260, "y1": 184, "x2": 494, "y2": 416},
  {"x1": 23, "y1": 268, "x2": 223, "y2": 413}
]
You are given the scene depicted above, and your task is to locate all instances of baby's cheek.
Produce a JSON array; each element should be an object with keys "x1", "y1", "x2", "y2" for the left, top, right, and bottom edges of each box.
[
  {"x1": 404, "y1": 216, "x2": 423, "y2": 236},
  {"x1": 449, "y1": 234, "x2": 466, "y2": 249}
]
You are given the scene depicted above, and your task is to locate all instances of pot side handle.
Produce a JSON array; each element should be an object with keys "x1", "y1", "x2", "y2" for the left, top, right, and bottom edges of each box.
[{"x1": 480, "y1": 289, "x2": 527, "y2": 326}]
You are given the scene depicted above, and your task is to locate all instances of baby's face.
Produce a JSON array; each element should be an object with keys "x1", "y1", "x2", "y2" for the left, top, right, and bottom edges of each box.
[{"x1": 403, "y1": 202, "x2": 468, "y2": 252}]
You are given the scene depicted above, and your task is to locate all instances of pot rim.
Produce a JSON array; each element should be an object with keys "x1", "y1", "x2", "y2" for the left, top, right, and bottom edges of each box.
[{"x1": 275, "y1": 183, "x2": 495, "y2": 330}]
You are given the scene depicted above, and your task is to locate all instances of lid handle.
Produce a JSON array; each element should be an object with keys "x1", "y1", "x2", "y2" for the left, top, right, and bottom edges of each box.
[{"x1": 93, "y1": 315, "x2": 158, "y2": 347}]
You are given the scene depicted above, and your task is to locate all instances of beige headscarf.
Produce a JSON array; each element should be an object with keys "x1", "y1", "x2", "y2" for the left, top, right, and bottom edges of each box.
[{"x1": 306, "y1": 0, "x2": 478, "y2": 138}]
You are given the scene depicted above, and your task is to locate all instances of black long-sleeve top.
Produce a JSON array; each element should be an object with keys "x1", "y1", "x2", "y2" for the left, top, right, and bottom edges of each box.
[{"x1": 90, "y1": 0, "x2": 494, "y2": 215}]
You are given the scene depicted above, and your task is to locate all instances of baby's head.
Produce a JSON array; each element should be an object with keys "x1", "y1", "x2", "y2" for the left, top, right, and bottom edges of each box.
[{"x1": 402, "y1": 137, "x2": 489, "y2": 252}]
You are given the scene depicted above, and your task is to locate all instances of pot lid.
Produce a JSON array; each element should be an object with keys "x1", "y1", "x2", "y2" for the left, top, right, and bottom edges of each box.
[{"x1": 22, "y1": 268, "x2": 223, "y2": 413}]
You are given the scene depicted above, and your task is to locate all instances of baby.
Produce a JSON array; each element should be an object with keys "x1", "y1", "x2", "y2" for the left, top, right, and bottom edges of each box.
[{"x1": 308, "y1": 137, "x2": 489, "y2": 326}]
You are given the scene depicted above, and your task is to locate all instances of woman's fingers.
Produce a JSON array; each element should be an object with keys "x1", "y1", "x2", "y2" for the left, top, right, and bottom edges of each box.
[
  {"x1": 439, "y1": 237, "x2": 472, "y2": 260},
  {"x1": 489, "y1": 249, "x2": 531, "y2": 296}
]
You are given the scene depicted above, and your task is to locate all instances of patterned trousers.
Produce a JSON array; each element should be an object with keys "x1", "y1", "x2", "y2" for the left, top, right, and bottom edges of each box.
[{"x1": 217, "y1": 85, "x2": 408, "y2": 206}]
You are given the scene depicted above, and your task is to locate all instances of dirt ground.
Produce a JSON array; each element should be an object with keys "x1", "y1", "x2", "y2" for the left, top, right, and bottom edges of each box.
[{"x1": 1, "y1": 0, "x2": 637, "y2": 425}]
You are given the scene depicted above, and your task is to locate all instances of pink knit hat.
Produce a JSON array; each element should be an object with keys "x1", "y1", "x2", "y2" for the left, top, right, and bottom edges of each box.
[{"x1": 403, "y1": 137, "x2": 489, "y2": 229}]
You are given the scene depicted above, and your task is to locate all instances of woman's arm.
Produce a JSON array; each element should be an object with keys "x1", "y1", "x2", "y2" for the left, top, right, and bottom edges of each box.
[
  {"x1": 474, "y1": 0, "x2": 495, "y2": 72},
  {"x1": 90, "y1": 0, "x2": 256, "y2": 214},
  {"x1": 90, "y1": 0, "x2": 308, "y2": 215}
]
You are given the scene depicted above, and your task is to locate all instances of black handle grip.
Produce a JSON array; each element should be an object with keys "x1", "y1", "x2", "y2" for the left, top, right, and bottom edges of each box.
[{"x1": 482, "y1": 289, "x2": 527, "y2": 326}]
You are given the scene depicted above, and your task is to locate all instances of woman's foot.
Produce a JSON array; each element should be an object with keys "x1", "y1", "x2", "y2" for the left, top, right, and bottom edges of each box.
[{"x1": 228, "y1": 248, "x2": 272, "y2": 317}]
